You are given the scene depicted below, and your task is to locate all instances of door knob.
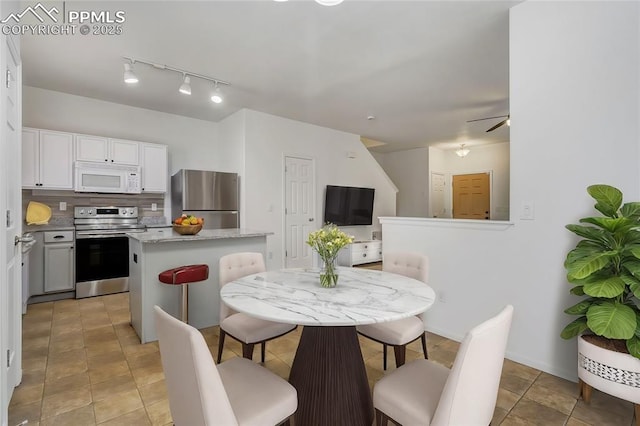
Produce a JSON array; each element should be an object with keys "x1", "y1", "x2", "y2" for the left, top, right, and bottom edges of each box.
[{"x1": 308, "y1": 218, "x2": 314, "y2": 222}]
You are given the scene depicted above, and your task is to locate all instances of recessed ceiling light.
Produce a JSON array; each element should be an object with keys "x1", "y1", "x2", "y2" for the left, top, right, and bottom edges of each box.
[{"x1": 367, "y1": 115, "x2": 376, "y2": 121}]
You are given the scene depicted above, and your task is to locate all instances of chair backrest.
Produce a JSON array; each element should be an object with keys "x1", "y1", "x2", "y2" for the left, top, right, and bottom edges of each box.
[
  {"x1": 219, "y1": 252, "x2": 266, "y2": 321},
  {"x1": 154, "y1": 306, "x2": 238, "y2": 426},
  {"x1": 383, "y1": 251, "x2": 429, "y2": 284},
  {"x1": 431, "y1": 305, "x2": 514, "y2": 426}
]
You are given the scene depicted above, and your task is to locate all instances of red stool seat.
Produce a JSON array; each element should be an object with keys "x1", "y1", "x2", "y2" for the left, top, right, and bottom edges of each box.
[
  {"x1": 158, "y1": 264, "x2": 209, "y2": 323},
  {"x1": 159, "y1": 264, "x2": 209, "y2": 285}
]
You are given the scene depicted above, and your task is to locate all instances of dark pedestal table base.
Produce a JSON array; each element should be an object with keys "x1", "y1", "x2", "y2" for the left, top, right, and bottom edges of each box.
[{"x1": 288, "y1": 326, "x2": 373, "y2": 426}]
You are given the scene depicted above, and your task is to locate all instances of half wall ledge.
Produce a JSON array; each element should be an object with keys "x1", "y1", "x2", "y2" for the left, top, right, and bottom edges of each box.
[{"x1": 378, "y1": 217, "x2": 515, "y2": 231}]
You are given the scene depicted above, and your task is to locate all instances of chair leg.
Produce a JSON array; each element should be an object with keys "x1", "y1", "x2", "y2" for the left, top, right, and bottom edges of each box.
[
  {"x1": 635, "y1": 404, "x2": 640, "y2": 426},
  {"x1": 217, "y1": 329, "x2": 226, "y2": 363},
  {"x1": 383, "y1": 343, "x2": 388, "y2": 370},
  {"x1": 261, "y1": 342, "x2": 266, "y2": 363},
  {"x1": 393, "y1": 344, "x2": 407, "y2": 368},
  {"x1": 242, "y1": 343, "x2": 255, "y2": 360},
  {"x1": 421, "y1": 332, "x2": 428, "y2": 359}
]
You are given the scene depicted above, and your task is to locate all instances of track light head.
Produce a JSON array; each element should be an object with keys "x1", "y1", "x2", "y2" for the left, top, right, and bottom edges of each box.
[
  {"x1": 211, "y1": 82, "x2": 223, "y2": 104},
  {"x1": 123, "y1": 62, "x2": 138, "y2": 84},
  {"x1": 179, "y1": 75, "x2": 191, "y2": 95}
]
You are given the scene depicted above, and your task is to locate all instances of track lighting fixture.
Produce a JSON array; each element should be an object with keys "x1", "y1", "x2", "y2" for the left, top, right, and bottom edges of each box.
[
  {"x1": 273, "y1": 0, "x2": 345, "y2": 5},
  {"x1": 211, "y1": 82, "x2": 223, "y2": 104},
  {"x1": 179, "y1": 75, "x2": 191, "y2": 95},
  {"x1": 122, "y1": 56, "x2": 230, "y2": 104},
  {"x1": 123, "y1": 62, "x2": 138, "y2": 84},
  {"x1": 455, "y1": 144, "x2": 470, "y2": 158}
]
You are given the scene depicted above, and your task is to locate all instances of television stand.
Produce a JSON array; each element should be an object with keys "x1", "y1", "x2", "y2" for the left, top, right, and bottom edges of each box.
[{"x1": 337, "y1": 240, "x2": 382, "y2": 266}]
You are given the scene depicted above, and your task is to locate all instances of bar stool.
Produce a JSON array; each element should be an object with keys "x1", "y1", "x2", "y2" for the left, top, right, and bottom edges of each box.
[{"x1": 158, "y1": 264, "x2": 209, "y2": 323}]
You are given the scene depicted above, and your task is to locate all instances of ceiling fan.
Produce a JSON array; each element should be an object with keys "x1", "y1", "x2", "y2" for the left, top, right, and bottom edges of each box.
[{"x1": 466, "y1": 114, "x2": 510, "y2": 132}]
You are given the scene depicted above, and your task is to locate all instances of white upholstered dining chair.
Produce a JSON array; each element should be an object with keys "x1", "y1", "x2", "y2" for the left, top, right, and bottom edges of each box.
[
  {"x1": 154, "y1": 305, "x2": 298, "y2": 426},
  {"x1": 217, "y1": 252, "x2": 297, "y2": 363},
  {"x1": 357, "y1": 251, "x2": 430, "y2": 369},
  {"x1": 373, "y1": 305, "x2": 514, "y2": 426}
]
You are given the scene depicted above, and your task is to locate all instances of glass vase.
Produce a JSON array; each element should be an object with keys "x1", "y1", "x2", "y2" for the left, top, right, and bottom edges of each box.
[{"x1": 320, "y1": 256, "x2": 339, "y2": 288}]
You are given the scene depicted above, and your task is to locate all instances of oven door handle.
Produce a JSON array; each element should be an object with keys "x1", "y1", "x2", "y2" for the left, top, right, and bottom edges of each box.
[{"x1": 76, "y1": 233, "x2": 128, "y2": 239}]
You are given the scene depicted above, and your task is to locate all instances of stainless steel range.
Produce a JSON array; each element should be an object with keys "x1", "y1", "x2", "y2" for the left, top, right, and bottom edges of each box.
[{"x1": 74, "y1": 206, "x2": 145, "y2": 299}]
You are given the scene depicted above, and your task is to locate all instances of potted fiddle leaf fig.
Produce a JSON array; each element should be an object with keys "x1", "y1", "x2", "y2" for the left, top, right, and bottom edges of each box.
[{"x1": 561, "y1": 184, "x2": 640, "y2": 409}]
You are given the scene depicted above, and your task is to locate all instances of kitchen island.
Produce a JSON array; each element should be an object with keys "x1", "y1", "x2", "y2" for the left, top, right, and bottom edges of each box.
[{"x1": 127, "y1": 228, "x2": 272, "y2": 343}]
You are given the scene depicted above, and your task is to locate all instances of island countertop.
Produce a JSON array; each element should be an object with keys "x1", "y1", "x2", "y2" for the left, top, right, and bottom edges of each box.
[{"x1": 127, "y1": 228, "x2": 274, "y2": 243}]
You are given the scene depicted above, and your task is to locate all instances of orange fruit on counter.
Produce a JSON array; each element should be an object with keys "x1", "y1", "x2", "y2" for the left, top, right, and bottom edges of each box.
[
  {"x1": 175, "y1": 217, "x2": 183, "y2": 225},
  {"x1": 197, "y1": 218, "x2": 203, "y2": 225}
]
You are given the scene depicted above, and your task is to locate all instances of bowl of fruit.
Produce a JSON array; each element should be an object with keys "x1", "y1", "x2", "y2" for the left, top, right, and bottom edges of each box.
[{"x1": 172, "y1": 214, "x2": 204, "y2": 235}]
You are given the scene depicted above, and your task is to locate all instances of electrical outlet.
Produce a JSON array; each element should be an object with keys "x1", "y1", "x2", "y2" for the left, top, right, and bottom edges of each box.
[
  {"x1": 59, "y1": 201, "x2": 67, "y2": 211},
  {"x1": 151, "y1": 203, "x2": 157, "y2": 211}
]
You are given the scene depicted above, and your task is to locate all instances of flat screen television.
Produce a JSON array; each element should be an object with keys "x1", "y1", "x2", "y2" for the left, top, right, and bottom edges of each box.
[{"x1": 324, "y1": 185, "x2": 375, "y2": 226}]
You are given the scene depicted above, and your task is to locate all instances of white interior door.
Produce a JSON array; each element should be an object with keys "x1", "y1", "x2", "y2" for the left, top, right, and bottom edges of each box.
[
  {"x1": 1, "y1": 32, "x2": 22, "y2": 423},
  {"x1": 284, "y1": 156, "x2": 315, "y2": 268},
  {"x1": 429, "y1": 172, "x2": 446, "y2": 218}
]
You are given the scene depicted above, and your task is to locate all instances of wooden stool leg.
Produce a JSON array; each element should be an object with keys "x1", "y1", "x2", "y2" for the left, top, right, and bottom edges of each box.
[
  {"x1": 261, "y1": 342, "x2": 266, "y2": 363},
  {"x1": 181, "y1": 284, "x2": 189, "y2": 323}
]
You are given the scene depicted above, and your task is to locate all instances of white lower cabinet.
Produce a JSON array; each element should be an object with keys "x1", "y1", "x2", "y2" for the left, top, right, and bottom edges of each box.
[
  {"x1": 338, "y1": 240, "x2": 383, "y2": 266},
  {"x1": 43, "y1": 231, "x2": 75, "y2": 293}
]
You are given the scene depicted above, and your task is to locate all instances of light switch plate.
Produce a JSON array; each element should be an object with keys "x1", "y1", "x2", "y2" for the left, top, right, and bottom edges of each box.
[
  {"x1": 59, "y1": 201, "x2": 67, "y2": 211},
  {"x1": 521, "y1": 202, "x2": 534, "y2": 220}
]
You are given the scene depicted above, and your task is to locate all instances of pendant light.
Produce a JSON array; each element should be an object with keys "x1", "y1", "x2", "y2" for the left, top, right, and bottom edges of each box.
[
  {"x1": 179, "y1": 75, "x2": 192, "y2": 95},
  {"x1": 315, "y1": 0, "x2": 344, "y2": 5}
]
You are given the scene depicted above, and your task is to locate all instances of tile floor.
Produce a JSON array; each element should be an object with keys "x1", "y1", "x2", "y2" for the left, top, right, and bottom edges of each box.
[{"x1": 9, "y1": 291, "x2": 637, "y2": 426}]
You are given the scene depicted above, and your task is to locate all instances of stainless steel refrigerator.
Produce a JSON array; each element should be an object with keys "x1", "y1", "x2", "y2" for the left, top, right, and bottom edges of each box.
[{"x1": 171, "y1": 170, "x2": 239, "y2": 229}]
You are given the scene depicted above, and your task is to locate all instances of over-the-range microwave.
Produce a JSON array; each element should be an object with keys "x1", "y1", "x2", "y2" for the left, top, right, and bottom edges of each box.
[{"x1": 74, "y1": 161, "x2": 142, "y2": 194}]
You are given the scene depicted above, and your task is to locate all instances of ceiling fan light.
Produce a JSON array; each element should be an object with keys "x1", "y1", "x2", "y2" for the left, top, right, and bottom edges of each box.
[
  {"x1": 123, "y1": 63, "x2": 138, "y2": 84},
  {"x1": 455, "y1": 144, "x2": 470, "y2": 158},
  {"x1": 315, "y1": 0, "x2": 344, "y2": 5},
  {"x1": 179, "y1": 75, "x2": 191, "y2": 95}
]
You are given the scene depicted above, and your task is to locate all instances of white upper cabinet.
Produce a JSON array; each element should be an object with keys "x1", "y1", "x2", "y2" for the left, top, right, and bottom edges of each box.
[
  {"x1": 76, "y1": 135, "x2": 139, "y2": 165},
  {"x1": 22, "y1": 128, "x2": 74, "y2": 190},
  {"x1": 140, "y1": 143, "x2": 168, "y2": 193},
  {"x1": 109, "y1": 139, "x2": 139, "y2": 165}
]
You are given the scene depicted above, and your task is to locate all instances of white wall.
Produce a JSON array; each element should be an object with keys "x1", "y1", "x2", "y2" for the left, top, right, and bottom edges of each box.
[
  {"x1": 382, "y1": 1, "x2": 639, "y2": 381},
  {"x1": 240, "y1": 110, "x2": 397, "y2": 269},
  {"x1": 429, "y1": 142, "x2": 510, "y2": 220},
  {"x1": 379, "y1": 147, "x2": 430, "y2": 217}
]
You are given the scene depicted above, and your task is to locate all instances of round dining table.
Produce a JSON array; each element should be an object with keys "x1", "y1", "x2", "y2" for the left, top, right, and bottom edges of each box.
[{"x1": 220, "y1": 266, "x2": 436, "y2": 426}]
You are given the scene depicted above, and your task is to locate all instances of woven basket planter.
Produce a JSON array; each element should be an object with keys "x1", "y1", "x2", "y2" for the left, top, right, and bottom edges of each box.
[{"x1": 578, "y1": 335, "x2": 640, "y2": 424}]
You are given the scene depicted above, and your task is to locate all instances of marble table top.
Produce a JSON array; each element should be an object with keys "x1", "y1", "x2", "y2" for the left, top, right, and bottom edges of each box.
[{"x1": 220, "y1": 267, "x2": 436, "y2": 326}]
